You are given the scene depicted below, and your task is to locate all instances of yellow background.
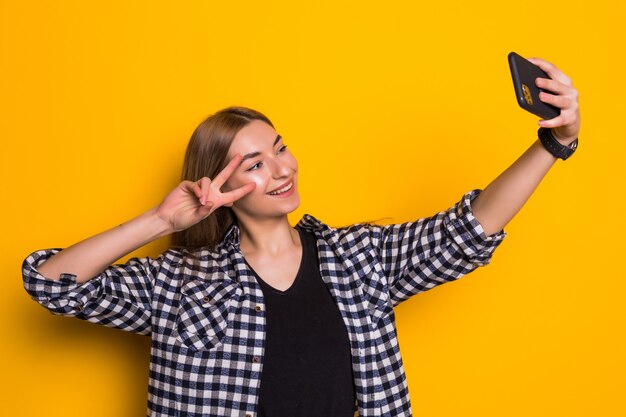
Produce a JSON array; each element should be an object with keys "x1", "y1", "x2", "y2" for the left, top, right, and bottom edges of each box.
[{"x1": 2, "y1": 0, "x2": 624, "y2": 416}]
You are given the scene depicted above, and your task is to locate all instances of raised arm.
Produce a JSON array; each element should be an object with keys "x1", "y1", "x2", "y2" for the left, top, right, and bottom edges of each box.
[
  {"x1": 470, "y1": 57, "x2": 581, "y2": 236},
  {"x1": 36, "y1": 154, "x2": 255, "y2": 283}
]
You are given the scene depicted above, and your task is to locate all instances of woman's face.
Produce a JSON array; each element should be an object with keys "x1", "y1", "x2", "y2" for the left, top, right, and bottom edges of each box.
[{"x1": 222, "y1": 119, "x2": 300, "y2": 221}]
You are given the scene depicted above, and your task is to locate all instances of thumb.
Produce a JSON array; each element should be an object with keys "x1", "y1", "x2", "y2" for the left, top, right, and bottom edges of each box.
[{"x1": 197, "y1": 201, "x2": 216, "y2": 219}]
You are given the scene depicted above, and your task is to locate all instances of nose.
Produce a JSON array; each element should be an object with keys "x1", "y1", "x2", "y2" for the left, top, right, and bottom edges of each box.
[{"x1": 268, "y1": 157, "x2": 291, "y2": 178}]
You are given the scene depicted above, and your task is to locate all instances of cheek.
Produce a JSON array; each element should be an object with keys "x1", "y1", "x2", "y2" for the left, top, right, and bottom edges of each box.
[
  {"x1": 225, "y1": 172, "x2": 269, "y2": 196},
  {"x1": 248, "y1": 174, "x2": 269, "y2": 193}
]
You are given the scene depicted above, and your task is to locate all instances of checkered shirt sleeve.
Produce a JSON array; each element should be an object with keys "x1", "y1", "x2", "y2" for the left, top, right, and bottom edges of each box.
[
  {"x1": 367, "y1": 189, "x2": 507, "y2": 306},
  {"x1": 22, "y1": 248, "x2": 169, "y2": 335}
]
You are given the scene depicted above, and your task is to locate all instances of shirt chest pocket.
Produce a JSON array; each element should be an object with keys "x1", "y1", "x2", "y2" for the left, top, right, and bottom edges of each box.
[
  {"x1": 176, "y1": 278, "x2": 239, "y2": 353},
  {"x1": 353, "y1": 253, "x2": 392, "y2": 328},
  {"x1": 361, "y1": 269, "x2": 393, "y2": 327}
]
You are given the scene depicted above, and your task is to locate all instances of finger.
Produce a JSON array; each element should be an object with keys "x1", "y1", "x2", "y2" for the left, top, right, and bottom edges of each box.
[
  {"x1": 195, "y1": 201, "x2": 216, "y2": 221},
  {"x1": 538, "y1": 114, "x2": 567, "y2": 128},
  {"x1": 221, "y1": 182, "x2": 256, "y2": 206},
  {"x1": 535, "y1": 77, "x2": 568, "y2": 95},
  {"x1": 538, "y1": 91, "x2": 572, "y2": 109},
  {"x1": 527, "y1": 57, "x2": 572, "y2": 86},
  {"x1": 183, "y1": 179, "x2": 203, "y2": 201},
  {"x1": 197, "y1": 177, "x2": 212, "y2": 205},
  {"x1": 212, "y1": 154, "x2": 243, "y2": 189}
]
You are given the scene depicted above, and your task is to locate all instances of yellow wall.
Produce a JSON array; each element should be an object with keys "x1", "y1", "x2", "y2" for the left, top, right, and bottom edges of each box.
[{"x1": 2, "y1": 1, "x2": 624, "y2": 415}]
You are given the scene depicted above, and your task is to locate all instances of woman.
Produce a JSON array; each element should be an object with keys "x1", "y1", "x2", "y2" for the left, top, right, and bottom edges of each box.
[{"x1": 22, "y1": 57, "x2": 580, "y2": 417}]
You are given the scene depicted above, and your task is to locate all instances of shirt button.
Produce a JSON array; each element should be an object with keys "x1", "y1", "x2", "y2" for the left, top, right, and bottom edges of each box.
[
  {"x1": 76, "y1": 303, "x2": 84, "y2": 312},
  {"x1": 369, "y1": 394, "x2": 375, "y2": 400},
  {"x1": 255, "y1": 305, "x2": 262, "y2": 312},
  {"x1": 252, "y1": 356, "x2": 260, "y2": 363},
  {"x1": 245, "y1": 414, "x2": 252, "y2": 417},
  {"x1": 202, "y1": 296, "x2": 210, "y2": 304}
]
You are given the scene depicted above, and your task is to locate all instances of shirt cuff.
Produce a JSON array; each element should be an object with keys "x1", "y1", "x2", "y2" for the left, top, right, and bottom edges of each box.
[
  {"x1": 22, "y1": 249, "x2": 98, "y2": 313},
  {"x1": 443, "y1": 189, "x2": 507, "y2": 267}
]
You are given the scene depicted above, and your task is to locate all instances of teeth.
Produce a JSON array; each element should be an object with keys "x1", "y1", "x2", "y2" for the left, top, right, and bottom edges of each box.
[{"x1": 268, "y1": 182, "x2": 293, "y2": 195}]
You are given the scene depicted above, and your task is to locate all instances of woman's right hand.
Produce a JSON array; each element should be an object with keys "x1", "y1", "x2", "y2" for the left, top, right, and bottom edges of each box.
[{"x1": 155, "y1": 154, "x2": 256, "y2": 233}]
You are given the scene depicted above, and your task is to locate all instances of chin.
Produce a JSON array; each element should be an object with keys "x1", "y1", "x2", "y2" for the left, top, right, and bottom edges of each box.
[
  {"x1": 276, "y1": 195, "x2": 300, "y2": 216},
  {"x1": 286, "y1": 200, "x2": 301, "y2": 214}
]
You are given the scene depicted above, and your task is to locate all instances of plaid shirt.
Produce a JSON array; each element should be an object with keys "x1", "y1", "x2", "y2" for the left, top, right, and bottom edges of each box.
[{"x1": 22, "y1": 189, "x2": 506, "y2": 417}]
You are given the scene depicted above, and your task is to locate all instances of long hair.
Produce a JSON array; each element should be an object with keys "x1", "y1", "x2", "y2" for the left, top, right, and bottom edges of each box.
[{"x1": 170, "y1": 106, "x2": 275, "y2": 252}]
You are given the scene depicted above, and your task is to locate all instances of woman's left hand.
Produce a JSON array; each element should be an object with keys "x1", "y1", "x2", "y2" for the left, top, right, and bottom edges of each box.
[{"x1": 527, "y1": 57, "x2": 581, "y2": 145}]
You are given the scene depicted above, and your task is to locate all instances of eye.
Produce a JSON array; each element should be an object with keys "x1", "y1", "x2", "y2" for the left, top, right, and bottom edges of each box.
[
  {"x1": 246, "y1": 162, "x2": 262, "y2": 171},
  {"x1": 245, "y1": 145, "x2": 287, "y2": 172}
]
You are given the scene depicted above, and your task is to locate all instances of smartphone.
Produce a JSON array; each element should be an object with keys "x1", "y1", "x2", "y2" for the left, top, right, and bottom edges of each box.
[{"x1": 508, "y1": 51, "x2": 560, "y2": 120}]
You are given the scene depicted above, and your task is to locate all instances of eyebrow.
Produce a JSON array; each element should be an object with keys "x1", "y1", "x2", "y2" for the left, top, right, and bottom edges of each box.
[{"x1": 241, "y1": 134, "x2": 282, "y2": 162}]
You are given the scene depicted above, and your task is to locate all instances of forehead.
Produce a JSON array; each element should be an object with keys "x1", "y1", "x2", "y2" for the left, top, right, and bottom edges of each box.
[{"x1": 228, "y1": 120, "x2": 277, "y2": 157}]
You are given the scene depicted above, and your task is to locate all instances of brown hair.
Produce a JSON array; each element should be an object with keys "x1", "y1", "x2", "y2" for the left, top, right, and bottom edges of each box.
[{"x1": 170, "y1": 106, "x2": 275, "y2": 252}]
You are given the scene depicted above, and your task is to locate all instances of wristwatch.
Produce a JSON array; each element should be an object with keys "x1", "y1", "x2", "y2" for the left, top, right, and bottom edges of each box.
[{"x1": 538, "y1": 127, "x2": 578, "y2": 160}]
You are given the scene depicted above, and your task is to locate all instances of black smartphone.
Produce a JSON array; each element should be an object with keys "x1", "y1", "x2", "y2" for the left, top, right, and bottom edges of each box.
[{"x1": 508, "y1": 51, "x2": 560, "y2": 120}]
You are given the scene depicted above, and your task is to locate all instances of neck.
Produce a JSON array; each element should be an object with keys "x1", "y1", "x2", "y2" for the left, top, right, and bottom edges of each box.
[{"x1": 236, "y1": 214, "x2": 300, "y2": 256}]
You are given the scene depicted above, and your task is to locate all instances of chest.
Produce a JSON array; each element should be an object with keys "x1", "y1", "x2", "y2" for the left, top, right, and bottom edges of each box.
[{"x1": 244, "y1": 247, "x2": 303, "y2": 292}]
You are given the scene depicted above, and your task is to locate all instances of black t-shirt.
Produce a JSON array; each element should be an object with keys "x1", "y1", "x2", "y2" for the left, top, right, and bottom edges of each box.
[{"x1": 247, "y1": 227, "x2": 357, "y2": 417}]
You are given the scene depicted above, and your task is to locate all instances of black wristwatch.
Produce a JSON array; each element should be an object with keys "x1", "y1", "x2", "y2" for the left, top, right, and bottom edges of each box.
[{"x1": 538, "y1": 127, "x2": 578, "y2": 160}]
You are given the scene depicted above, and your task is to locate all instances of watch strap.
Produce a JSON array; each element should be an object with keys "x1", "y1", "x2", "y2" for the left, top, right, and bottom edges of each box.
[{"x1": 538, "y1": 127, "x2": 578, "y2": 160}]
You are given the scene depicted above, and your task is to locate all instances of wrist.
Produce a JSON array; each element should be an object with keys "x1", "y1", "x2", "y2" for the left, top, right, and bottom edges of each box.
[
  {"x1": 537, "y1": 127, "x2": 578, "y2": 160},
  {"x1": 556, "y1": 138, "x2": 577, "y2": 147},
  {"x1": 143, "y1": 206, "x2": 175, "y2": 240},
  {"x1": 552, "y1": 132, "x2": 578, "y2": 147},
  {"x1": 548, "y1": 126, "x2": 579, "y2": 146}
]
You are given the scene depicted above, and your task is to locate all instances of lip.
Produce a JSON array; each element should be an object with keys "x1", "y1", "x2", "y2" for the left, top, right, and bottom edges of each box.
[{"x1": 266, "y1": 179, "x2": 294, "y2": 194}]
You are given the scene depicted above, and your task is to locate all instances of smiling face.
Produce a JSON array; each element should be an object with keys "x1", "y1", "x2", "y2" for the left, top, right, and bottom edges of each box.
[{"x1": 223, "y1": 119, "x2": 300, "y2": 222}]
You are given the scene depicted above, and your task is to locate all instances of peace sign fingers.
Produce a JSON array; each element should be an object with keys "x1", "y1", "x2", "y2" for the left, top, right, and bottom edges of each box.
[
  {"x1": 220, "y1": 182, "x2": 257, "y2": 207},
  {"x1": 203, "y1": 154, "x2": 256, "y2": 208},
  {"x1": 212, "y1": 154, "x2": 245, "y2": 189}
]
